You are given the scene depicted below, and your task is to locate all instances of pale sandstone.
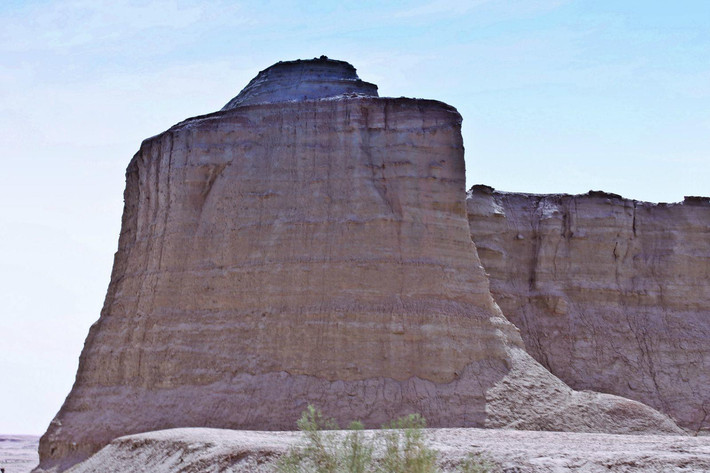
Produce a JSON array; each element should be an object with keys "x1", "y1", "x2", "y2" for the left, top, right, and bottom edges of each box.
[
  {"x1": 66, "y1": 427, "x2": 710, "y2": 473},
  {"x1": 467, "y1": 186, "x2": 710, "y2": 434},
  {"x1": 36, "y1": 60, "x2": 682, "y2": 472}
]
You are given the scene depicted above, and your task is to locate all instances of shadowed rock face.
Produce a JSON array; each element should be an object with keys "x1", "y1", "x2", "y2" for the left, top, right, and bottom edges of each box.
[
  {"x1": 467, "y1": 186, "x2": 710, "y2": 434},
  {"x1": 36, "y1": 60, "x2": 682, "y2": 473},
  {"x1": 221, "y1": 56, "x2": 378, "y2": 110}
]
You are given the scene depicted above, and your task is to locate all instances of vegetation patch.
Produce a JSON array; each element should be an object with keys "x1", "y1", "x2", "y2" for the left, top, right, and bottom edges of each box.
[{"x1": 275, "y1": 406, "x2": 498, "y2": 473}]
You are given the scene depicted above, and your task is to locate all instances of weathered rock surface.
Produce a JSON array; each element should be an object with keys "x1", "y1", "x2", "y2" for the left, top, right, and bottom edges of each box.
[
  {"x1": 65, "y1": 427, "x2": 710, "y2": 473},
  {"x1": 467, "y1": 186, "x2": 710, "y2": 434},
  {"x1": 221, "y1": 56, "x2": 378, "y2": 110},
  {"x1": 36, "y1": 59, "x2": 682, "y2": 472}
]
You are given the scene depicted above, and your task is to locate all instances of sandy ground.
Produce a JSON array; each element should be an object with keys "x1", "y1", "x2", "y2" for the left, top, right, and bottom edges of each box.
[
  {"x1": 61, "y1": 427, "x2": 710, "y2": 472},
  {"x1": 0, "y1": 435, "x2": 39, "y2": 473}
]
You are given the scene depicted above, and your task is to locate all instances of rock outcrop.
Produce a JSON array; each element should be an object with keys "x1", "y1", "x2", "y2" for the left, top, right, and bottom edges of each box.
[
  {"x1": 66, "y1": 427, "x2": 710, "y2": 473},
  {"x1": 467, "y1": 186, "x2": 710, "y2": 434},
  {"x1": 221, "y1": 56, "x2": 378, "y2": 109},
  {"x1": 36, "y1": 59, "x2": 682, "y2": 472}
]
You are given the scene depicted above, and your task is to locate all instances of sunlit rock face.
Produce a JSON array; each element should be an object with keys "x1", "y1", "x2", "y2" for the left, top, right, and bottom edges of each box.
[
  {"x1": 467, "y1": 186, "x2": 710, "y2": 434},
  {"x1": 36, "y1": 59, "x2": 682, "y2": 473}
]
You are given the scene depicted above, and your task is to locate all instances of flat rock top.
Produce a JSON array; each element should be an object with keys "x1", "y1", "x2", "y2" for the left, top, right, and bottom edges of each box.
[
  {"x1": 65, "y1": 428, "x2": 710, "y2": 473},
  {"x1": 221, "y1": 56, "x2": 378, "y2": 110},
  {"x1": 467, "y1": 184, "x2": 710, "y2": 207}
]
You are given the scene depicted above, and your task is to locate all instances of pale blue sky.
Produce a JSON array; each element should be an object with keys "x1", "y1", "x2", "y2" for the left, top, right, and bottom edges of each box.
[{"x1": 1, "y1": 0, "x2": 708, "y2": 434}]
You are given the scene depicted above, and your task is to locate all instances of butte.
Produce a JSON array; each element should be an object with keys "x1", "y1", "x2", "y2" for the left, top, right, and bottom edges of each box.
[{"x1": 36, "y1": 57, "x2": 681, "y2": 472}]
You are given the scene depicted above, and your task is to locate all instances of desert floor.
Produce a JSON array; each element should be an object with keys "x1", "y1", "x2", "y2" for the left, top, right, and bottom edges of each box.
[
  {"x1": 65, "y1": 427, "x2": 710, "y2": 472},
  {"x1": 0, "y1": 435, "x2": 39, "y2": 473}
]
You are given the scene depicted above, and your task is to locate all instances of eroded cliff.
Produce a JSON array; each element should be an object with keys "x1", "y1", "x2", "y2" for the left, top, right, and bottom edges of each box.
[
  {"x1": 467, "y1": 185, "x2": 710, "y2": 434},
  {"x1": 37, "y1": 59, "x2": 682, "y2": 472}
]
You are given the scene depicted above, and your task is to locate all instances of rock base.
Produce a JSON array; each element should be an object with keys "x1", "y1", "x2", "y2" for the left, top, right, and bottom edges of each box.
[{"x1": 60, "y1": 428, "x2": 710, "y2": 473}]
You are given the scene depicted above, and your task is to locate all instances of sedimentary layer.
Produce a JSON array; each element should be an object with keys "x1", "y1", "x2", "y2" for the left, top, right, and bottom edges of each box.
[
  {"x1": 36, "y1": 60, "x2": 682, "y2": 472},
  {"x1": 467, "y1": 186, "x2": 710, "y2": 433},
  {"x1": 221, "y1": 56, "x2": 378, "y2": 110}
]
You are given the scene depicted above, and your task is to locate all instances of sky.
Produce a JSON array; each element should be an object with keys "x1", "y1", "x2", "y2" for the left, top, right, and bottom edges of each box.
[{"x1": 1, "y1": 0, "x2": 708, "y2": 435}]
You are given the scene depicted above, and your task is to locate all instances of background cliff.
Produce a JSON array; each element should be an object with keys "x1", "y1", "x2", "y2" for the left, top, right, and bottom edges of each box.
[{"x1": 468, "y1": 186, "x2": 710, "y2": 434}]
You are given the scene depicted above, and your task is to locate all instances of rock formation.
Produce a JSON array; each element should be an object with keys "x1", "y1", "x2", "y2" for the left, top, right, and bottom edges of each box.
[
  {"x1": 221, "y1": 56, "x2": 378, "y2": 109},
  {"x1": 64, "y1": 427, "x2": 710, "y2": 473},
  {"x1": 36, "y1": 58, "x2": 681, "y2": 472},
  {"x1": 467, "y1": 186, "x2": 710, "y2": 434}
]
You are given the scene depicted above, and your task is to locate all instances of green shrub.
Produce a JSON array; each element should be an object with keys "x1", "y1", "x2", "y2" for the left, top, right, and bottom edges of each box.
[
  {"x1": 380, "y1": 414, "x2": 439, "y2": 473},
  {"x1": 297, "y1": 405, "x2": 340, "y2": 473},
  {"x1": 275, "y1": 406, "x2": 494, "y2": 473},
  {"x1": 457, "y1": 453, "x2": 498, "y2": 473},
  {"x1": 276, "y1": 406, "x2": 373, "y2": 473},
  {"x1": 342, "y1": 421, "x2": 373, "y2": 473}
]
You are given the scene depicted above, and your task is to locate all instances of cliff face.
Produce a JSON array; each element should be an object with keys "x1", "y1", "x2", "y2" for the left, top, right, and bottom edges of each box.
[
  {"x1": 37, "y1": 59, "x2": 681, "y2": 472},
  {"x1": 467, "y1": 186, "x2": 710, "y2": 434}
]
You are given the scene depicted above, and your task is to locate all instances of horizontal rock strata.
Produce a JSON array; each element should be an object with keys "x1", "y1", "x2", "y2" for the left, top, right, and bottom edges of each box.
[
  {"x1": 37, "y1": 60, "x2": 683, "y2": 472},
  {"x1": 66, "y1": 427, "x2": 710, "y2": 473},
  {"x1": 221, "y1": 56, "x2": 378, "y2": 110},
  {"x1": 467, "y1": 185, "x2": 710, "y2": 433}
]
